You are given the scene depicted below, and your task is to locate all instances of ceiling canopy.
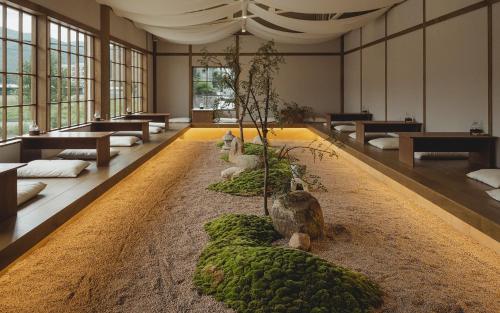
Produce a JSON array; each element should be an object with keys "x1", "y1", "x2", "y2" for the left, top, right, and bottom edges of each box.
[{"x1": 97, "y1": 0, "x2": 402, "y2": 45}]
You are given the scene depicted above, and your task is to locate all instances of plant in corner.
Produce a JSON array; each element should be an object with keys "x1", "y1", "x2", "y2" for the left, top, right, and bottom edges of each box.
[{"x1": 279, "y1": 101, "x2": 313, "y2": 124}]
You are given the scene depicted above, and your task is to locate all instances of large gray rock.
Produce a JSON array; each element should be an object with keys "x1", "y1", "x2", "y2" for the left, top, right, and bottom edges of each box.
[
  {"x1": 221, "y1": 167, "x2": 245, "y2": 180},
  {"x1": 234, "y1": 155, "x2": 262, "y2": 170},
  {"x1": 270, "y1": 191, "x2": 324, "y2": 239},
  {"x1": 228, "y1": 137, "x2": 244, "y2": 163},
  {"x1": 289, "y1": 232, "x2": 311, "y2": 251}
]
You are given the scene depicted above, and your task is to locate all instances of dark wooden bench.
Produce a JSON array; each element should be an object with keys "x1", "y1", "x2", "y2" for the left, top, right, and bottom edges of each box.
[
  {"x1": 91, "y1": 120, "x2": 151, "y2": 142},
  {"x1": 122, "y1": 113, "x2": 170, "y2": 129},
  {"x1": 355, "y1": 121, "x2": 422, "y2": 143},
  {"x1": 398, "y1": 132, "x2": 497, "y2": 168},
  {"x1": 325, "y1": 112, "x2": 373, "y2": 128}
]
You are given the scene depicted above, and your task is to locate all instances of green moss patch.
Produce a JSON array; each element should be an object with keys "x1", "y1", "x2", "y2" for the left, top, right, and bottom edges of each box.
[
  {"x1": 194, "y1": 214, "x2": 383, "y2": 313},
  {"x1": 208, "y1": 158, "x2": 292, "y2": 196}
]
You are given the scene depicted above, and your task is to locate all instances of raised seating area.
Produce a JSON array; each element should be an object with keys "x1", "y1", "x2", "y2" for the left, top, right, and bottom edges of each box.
[
  {"x1": 0, "y1": 123, "x2": 189, "y2": 269},
  {"x1": 311, "y1": 124, "x2": 500, "y2": 245}
]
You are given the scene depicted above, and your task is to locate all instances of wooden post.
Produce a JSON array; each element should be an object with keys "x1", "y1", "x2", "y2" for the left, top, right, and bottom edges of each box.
[{"x1": 99, "y1": 5, "x2": 111, "y2": 119}]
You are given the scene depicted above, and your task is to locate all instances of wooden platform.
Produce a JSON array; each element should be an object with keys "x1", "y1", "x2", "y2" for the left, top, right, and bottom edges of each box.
[
  {"x1": 309, "y1": 124, "x2": 499, "y2": 245},
  {"x1": 0, "y1": 124, "x2": 189, "y2": 270}
]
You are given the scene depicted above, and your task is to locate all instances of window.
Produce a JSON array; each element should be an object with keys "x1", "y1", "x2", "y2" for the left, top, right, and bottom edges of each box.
[
  {"x1": 0, "y1": 5, "x2": 36, "y2": 141},
  {"x1": 110, "y1": 42, "x2": 126, "y2": 117},
  {"x1": 48, "y1": 21, "x2": 94, "y2": 130},
  {"x1": 131, "y1": 49, "x2": 143, "y2": 113},
  {"x1": 192, "y1": 67, "x2": 234, "y2": 110}
]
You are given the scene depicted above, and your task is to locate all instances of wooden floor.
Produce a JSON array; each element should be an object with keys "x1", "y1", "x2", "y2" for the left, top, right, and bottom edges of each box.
[
  {"x1": 309, "y1": 124, "x2": 500, "y2": 244},
  {"x1": 0, "y1": 123, "x2": 190, "y2": 269}
]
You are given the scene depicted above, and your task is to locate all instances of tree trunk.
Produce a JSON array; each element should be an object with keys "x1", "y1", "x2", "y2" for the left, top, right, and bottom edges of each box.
[{"x1": 263, "y1": 129, "x2": 269, "y2": 215}]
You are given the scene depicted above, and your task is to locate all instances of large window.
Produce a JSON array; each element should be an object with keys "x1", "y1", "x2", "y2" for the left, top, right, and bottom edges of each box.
[
  {"x1": 0, "y1": 5, "x2": 36, "y2": 141},
  {"x1": 193, "y1": 67, "x2": 234, "y2": 110},
  {"x1": 110, "y1": 42, "x2": 125, "y2": 117},
  {"x1": 131, "y1": 49, "x2": 143, "y2": 113},
  {"x1": 48, "y1": 21, "x2": 94, "y2": 130}
]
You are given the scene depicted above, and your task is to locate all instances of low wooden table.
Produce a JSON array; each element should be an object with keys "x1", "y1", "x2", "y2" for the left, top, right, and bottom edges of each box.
[
  {"x1": 398, "y1": 132, "x2": 497, "y2": 168},
  {"x1": 192, "y1": 109, "x2": 214, "y2": 123},
  {"x1": 325, "y1": 112, "x2": 372, "y2": 127},
  {"x1": 0, "y1": 163, "x2": 26, "y2": 221},
  {"x1": 91, "y1": 120, "x2": 151, "y2": 142},
  {"x1": 20, "y1": 132, "x2": 115, "y2": 167},
  {"x1": 356, "y1": 121, "x2": 422, "y2": 143},
  {"x1": 122, "y1": 113, "x2": 170, "y2": 129}
]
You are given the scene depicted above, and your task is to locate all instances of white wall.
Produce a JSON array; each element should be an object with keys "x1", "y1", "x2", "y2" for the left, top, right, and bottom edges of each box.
[
  {"x1": 362, "y1": 43, "x2": 385, "y2": 120},
  {"x1": 426, "y1": 8, "x2": 488, "y2": 132},
  {"x1": 387, "y1": 30, "x2": 423, "y2": 122},
  {"x1": 344, "y1": 51, "x2": 361, "y2": 113},
  {"x1": 156, "y1": 35, "x2": 342, "y2": 119}
]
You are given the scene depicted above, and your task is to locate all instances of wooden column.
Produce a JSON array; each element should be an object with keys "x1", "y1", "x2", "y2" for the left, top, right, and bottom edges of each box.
[
  {"x1": 340, "y1": 35, "x2": 344, "y2": 113},
  {"x1": 99, "y1": 5, "x2": 111, "y2": 119},
  {"x1": 152, "y1": 38, "x2": 158, "y2": 113},
  {"x1": 37, "y1": 15, "x2": 47, "y2": 131},
  {"x1": 188, "y1": 45, "x2": 193, "y2": 119}
]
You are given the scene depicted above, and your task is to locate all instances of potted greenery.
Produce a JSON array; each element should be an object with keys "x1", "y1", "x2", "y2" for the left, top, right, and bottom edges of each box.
[{"x1": 279, "y1": 101, "x2": 313, "y2": 124}]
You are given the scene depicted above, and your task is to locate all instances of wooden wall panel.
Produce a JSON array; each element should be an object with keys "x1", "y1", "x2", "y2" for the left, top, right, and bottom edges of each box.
[
  {"x1": 426, "y1": 9, "x2": 488, "y2": 132},
  {"x1": 344, "y1": 51, "x2": 361, "y2": 113},
  {"x1": 387, "y1": 0, "x2": 423, "y2": 35},
  {"x1": 362, "y1": 43, "x2": 386, "y2": 120},
  {"x1": 387, "y1": 30, "x2": 424, "y2": 122}
]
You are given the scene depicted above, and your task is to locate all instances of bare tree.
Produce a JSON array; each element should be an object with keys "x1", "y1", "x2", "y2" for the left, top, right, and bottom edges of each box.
[{"x1": 201, "y1": 45, "x2": 247, "y2": 150}]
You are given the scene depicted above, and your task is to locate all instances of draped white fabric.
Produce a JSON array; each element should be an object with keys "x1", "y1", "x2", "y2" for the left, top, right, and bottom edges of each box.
[
  {"x1": 248, "y1": 3, "x2": 388, "y2": 35},
  {"x1": 100, "y1": 0, "x2": 401, "y2": 44},
  {"x1": 113, "y1": 2, "x2": 241, "y2": 28},
  {"x1": 246, "y1": 19, "x2": 339, "y2": 45},
  {"x1": 254, "y1": 0, "x2": 402, "y2": 14},
  {"x1": 96, "y1": 0, "x2": 233, "y2": 15},
  {"x1": 137, "y1": 21, "x2": 242, "y2": 45}
]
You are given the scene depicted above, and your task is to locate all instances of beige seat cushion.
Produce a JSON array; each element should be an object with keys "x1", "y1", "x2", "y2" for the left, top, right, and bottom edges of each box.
[
  {"x1": 334, "y1": 124, "x2": 356, "y2": 132},
  {"x1": 348, "y1": 132, "x2": 387, "y2": 140},
  {"x1": 18, "y1": 160, "x2": 90, "y2": 178},
  {"x1": 57, "y1": 149, "x2": 119, "y2": 160},
  {"x1": 486, "y1": 189, "x2": 500, "y2": 202},
  {"x1": 17, "y1": 181, "x2": 47, "y2": 205},
  {"x1": 368, "y1": 137, "x2": 399, "y2": 150},
  {"x1": 466, "y1": 169, "x2": 500, "y2": 188},
  {"x1": 110, "y1": 136, "x2": 140, "y2": 147}
]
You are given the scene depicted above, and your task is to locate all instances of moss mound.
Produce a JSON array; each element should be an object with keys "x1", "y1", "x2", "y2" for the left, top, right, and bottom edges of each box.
[
  {"x1": 194, "y1": 214, "x2": 383, "y2": 313},
  {"x1": 208, "y1": 158, "x2": 292, "y2": 196}
]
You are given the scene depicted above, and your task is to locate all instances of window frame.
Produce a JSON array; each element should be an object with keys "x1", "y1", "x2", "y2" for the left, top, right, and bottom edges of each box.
[
  {"x1": 109, "y1": 41, "x2": 126, "y2": 118},
  {"x1": 0, "y1": 4, "x2": 37, "y2": 142},
  {"x1": 130, "y1": 49, "x2": 143, "y2": 113},
  {"x1": 47, "y1": 19, "x2": 95, "y2": 131},
  {"x1": 192, "y1": 66, "x2": 235, "y2": 111}
]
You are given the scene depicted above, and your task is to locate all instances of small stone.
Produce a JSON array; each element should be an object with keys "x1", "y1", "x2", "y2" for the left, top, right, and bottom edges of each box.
[
  {"x1": 270, "y1": 191, "x2": 324, "y2": 239},
  {"x1": 234, "y1": 155, "x2": 262, "y2": 170},
  {"x1": 289, "y1": 233, "x2": 311, "y2": 251},
  {"x1": 228, "y1": 137, "x2": 244, "y2": 162},
  {"x1": 221, "y1": 167, "x2": 245, "y2": 180},
  {"x1": 252, "y1": 136, "x2": 263, "y2": 145}
]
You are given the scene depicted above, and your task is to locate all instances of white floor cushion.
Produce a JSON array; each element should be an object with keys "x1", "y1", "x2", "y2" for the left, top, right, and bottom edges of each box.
[
  {"x1": 57, "y1": 149, "x2": 119, "y2": 160},
  {"x1": 349, "y1": 132, "x2": 387, "y2": 140},
  {"x1": 466, "y1": 169, "x2": 500, "y2": 188},
  {"x1": 18, "y1": 160, "x2": 90, "y2": 178},
  {"x1": 331, "y1": 121, "x2": 354, "y2": 126},
  {"x1": 110, "y1": 136, "x2": 140, "y2": 147},
  {"x1": 115, "y1": 126, "x2": 162, "y2": 136},
  {"x1": 368, "y1": 137, "x2": 399, "y2": 150},
  {"x1": 387, "y1": 132, "x2": 399, "y2": 138},
  {"x1": 334, "y1": 124, "x2": 356, "y2": 132},
  {"x1": 17, "y1": 181, "x2": 47, "y2": 205},
  {"x1": 149, "y1": 122, "x2": 166, "y2": 129},
  {"x1": 170, "y1": 117, "x2": 191, "y2": 123},
  {"x1": 149, "y1": 126, "x2": 162, "y2": 134},
  {"x1": 216, "y1": 117, "x2": 238, "y2": 123},
  {"x1": 415, "y1": 152, "x2": 469, "y2": 160},
  {"x1": 486, "y1": 189, "x2": 500, "y2": 202}
]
